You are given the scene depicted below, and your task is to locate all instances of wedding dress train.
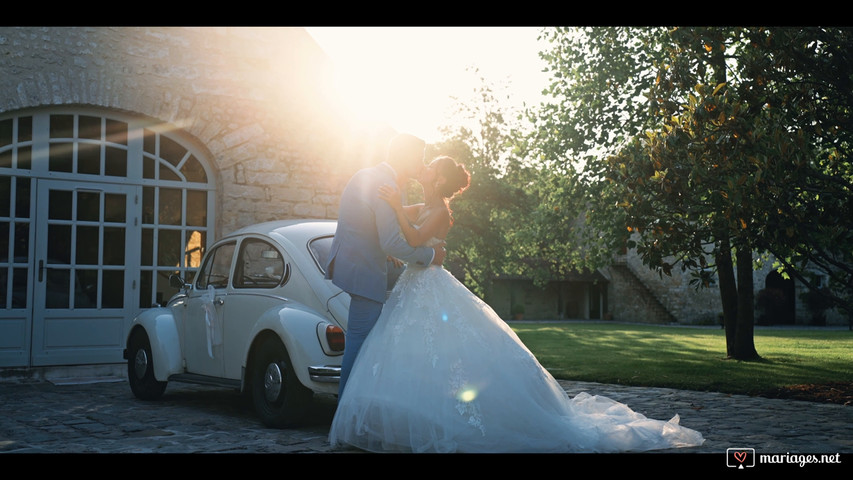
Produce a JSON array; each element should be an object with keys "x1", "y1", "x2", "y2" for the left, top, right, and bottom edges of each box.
[{"x1": 329, "y1": 261, "x2": 705, "y2": 453}]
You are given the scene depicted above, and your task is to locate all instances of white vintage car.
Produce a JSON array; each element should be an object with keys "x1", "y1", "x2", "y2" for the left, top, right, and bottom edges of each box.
[{"x1": 123, "y1": 219, "x2": 352, "y2": 428}]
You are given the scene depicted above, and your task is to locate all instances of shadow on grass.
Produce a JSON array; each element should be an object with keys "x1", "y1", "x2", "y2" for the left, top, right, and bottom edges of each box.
[{"x1": 511, "y1": 322, "x2": 853, "y2": 395}]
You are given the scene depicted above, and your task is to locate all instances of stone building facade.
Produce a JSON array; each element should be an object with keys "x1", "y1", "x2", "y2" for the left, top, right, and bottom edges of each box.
[
  {"x1": 0, "y1": 27, "x2": 379, "y2": 369},
  {"x1": 1, "y1": 27, "x2": 844, "y2": 373}
]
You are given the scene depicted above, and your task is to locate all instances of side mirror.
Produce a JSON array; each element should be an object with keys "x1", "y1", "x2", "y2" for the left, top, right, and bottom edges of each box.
[{"x1": 169, "y1": 273, "x2": 189, "y2": 289}]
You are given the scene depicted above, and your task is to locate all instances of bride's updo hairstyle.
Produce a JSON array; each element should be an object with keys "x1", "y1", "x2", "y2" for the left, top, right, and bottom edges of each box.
[{"x1": 434, "y1": 156, "x2": 470, "y2": 201}]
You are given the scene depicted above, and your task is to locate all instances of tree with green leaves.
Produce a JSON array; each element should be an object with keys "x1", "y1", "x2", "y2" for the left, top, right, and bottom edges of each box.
[
  {"x1": 532, "y1": 26, "x2": 853, "y2": 359},
  {"x1": 426, "y1": 75, "x2": 539, "y2": 297}
]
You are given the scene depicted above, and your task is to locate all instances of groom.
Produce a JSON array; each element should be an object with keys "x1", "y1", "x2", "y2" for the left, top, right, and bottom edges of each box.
[{"x1": 325, "y1": 133, "x2": 446, "y2": 395}]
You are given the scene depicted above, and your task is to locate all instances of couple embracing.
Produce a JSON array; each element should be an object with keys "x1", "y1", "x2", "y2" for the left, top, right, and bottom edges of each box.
[{"x1": 324, "y1": 133, "x2": 704, "y2": 453}]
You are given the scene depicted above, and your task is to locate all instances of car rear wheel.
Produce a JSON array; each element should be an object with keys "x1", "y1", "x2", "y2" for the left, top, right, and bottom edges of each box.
[
  {"x1": 127, "y1": 329, "x2": 167, "y2": 400},
  {"x1": 251, "y1": 337, "x2": 313, "y2": 428}
]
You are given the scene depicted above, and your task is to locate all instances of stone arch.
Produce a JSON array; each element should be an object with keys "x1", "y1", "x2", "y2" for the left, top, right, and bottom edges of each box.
[
  {"x1": 0, "y1": 105, "x2": 218, "y2": 367},
  {"x1": 759, "y1": 270, "x2": 796, "y2": 325}
]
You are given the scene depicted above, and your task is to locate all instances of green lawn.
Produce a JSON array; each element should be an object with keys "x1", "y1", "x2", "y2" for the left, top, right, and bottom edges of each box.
[{"x1": 510, "y1": 322, "x2": 853, "y2": 395}]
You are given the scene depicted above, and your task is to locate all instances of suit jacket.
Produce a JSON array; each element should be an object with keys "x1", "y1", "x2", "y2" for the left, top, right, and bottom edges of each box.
[{"x1": 325, "y1": 163, "x2": 434, "y2": 303}]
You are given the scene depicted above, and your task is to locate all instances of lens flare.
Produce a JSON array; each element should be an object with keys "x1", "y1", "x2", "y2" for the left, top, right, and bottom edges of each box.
[
  {"x1": 456, "y1": 386, "x2": 477, "y2": 403},
  {"x1": 441, "y1": 312, "x2": 449, "y2": 322}
]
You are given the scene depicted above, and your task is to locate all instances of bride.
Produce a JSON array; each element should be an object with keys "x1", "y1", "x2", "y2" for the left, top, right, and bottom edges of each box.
[{"x1": 328, "y1": 156, "x2": 705, "y2": 453}]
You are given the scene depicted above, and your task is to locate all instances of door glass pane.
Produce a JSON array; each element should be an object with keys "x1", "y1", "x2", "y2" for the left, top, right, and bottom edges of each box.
[
  {"x1": 143, "y1": 129, "x2": 156, "y2": 155},
  {"x1": 77, "y1": 191, "x2": 100, "y2": 222},
  {"x1": 182, "y1": 155, "x2": 207, "y2": 183},
  {"x1": 47, "y1": 225, "x2": 71, "y2": 264},
  {"x1": 102, "y1": 270, "x2": 124, "y2": 308},
  {"x1": 142, "y1": 187, "x2": 155, "y2": 224},
  {"x1": 46, "y1": 269, "x2": 70, "y2": 308},
  {"x1": 77, "y1": 143, "x2": 100, "y2": 175},
  {"x1": 0, "y1": 223, "x2": 7, "y2": 262},
  {"x1": 104, "y1": 146, "x2": 127, "y2": 177},
  {"x1": 143, "y1": 156, "x2": 156, "y2": 179},
  {"x1": 16, "y1": 177, "x2": 30, "y2": 218},
  {"x1": 76, "y1": 226, "x2": 99, "y2": 265},
  {"x1": 12, "y1": 268, "x2": 27, "y2": 308},
  {"x1": 0, "y1": 177, "x2": 9, "y2": 214},
  {"x1": 139, "y1": 270, "x2": 152, "y2": 308},
  {"x1": 0, "y1": 267, "x2": 7, "y2": 307},
  {"x1": 104, "y1": 193, "x2": 126, "y2": 223},
  {"x1": 49, "y1": 143, "x2": 73, "y2": 173},
  {"x1": 141, "y1": 228, "x2": 153, "y2": 266},
  {"x1": 0, "y1": 149, "x2": 10, "y2": 168},
  {"x1": 16, "y1": 145, "x2": 32, "y2": 170},
  {"x1": 48, "y1": 190, "x2": 72, "y2": 220},
  {"x1": 185, "y1": 230, "x2": 205, "y2": 269},
  {"x1": 158, "y1": 229, "x2": 180, "y2": 267},
  {"x1": 13, "y1": 222, "x2": 29, "y2": 260},
  {"x1": 209, "y1": 245, "x2": 235, "y2": 289},
  {"x1": 105, "y1": 119, "x2": 128, "y2": 145},
  {"x1": 160, "y1": 136, "x2": 186, "y2": 168},
  {"x1": 0, "y1": 119, "x2": 11, "y2": 147},
  {"x1": 159, "y1": 188, "x2": 182, "y2": 225},
  {"x1": 235, "y1": 239, "x2": 285, "y2": 289},
  {"x1": 78, "y1": 115, "x2": 101, "y2": 140},
  {"x1": 197, "y1": 244, "x2": 234, "y2": 289},
  {"x1": 186, "y1": 190, "x2": 207, "y2": 226},
  {"x1": 103, "y1": 227, "x2": 125, "y2": 265},
  {"x1": 159, "y1": 164, "x2": 181, "y2": 181},
  {"x1": 18, "y1": 116, "x2": 32, "y2": 142},
  {"x1": 49, "y1": 115, "x2": 74, "y2": 139},
  {"x1": 76, "y1": 269, "x2": 98, "y2": 308}
]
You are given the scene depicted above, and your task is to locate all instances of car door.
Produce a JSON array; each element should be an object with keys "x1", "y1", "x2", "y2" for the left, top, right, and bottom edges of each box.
[
  {"x1": 182, "y1": 240, "x2": 235, "y2": 378},
  {"x1": 222, "y1": 237, "x2": 290, "y2": 379}
]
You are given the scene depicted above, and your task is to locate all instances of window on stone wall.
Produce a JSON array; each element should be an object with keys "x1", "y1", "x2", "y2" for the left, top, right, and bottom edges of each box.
[{"x1": 0, "y1": 110, "x2": 215, "y2": 311}]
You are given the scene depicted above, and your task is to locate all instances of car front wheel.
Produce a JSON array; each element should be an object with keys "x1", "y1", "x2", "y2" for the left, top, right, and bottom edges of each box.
[
  {"x1": 251, "y1": 337, "x2": 313, "y2": 428},
  {"x1": 127, "y1": 329, "x2": 167, "y2": 400}
]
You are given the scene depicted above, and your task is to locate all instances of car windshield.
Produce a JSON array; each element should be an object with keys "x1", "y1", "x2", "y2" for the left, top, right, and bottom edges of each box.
[{"x1": 308, "y1": 236, "x2": 333, "y2": 275}]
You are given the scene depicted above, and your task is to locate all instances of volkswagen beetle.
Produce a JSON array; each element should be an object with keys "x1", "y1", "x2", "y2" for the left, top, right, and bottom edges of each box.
[{"x1": 123, "y1": 219, "x2": 350, "y2": 428}]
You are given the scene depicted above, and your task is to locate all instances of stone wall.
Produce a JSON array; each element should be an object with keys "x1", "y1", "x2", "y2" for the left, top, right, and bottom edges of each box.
[
  {"x1": 0, "y1": 26, "x2": 369, "y2": 238},
  {"x1": 611, "y1": 247, "x2": 849, "y2": 326}
]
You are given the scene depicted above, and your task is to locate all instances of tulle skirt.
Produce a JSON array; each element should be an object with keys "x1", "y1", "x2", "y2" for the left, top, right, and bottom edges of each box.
[{"x1": 328, "y1": 266, "x2": 704, "y2": 453}]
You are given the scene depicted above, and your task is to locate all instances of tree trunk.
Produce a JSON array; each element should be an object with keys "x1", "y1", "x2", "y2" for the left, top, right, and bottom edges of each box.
[
  {"x1": 733, "y1": 245, "x2": 760, "y2": 360},
  {"x1": 716, "y1": 237, "x2": 739, "y2": 357}
]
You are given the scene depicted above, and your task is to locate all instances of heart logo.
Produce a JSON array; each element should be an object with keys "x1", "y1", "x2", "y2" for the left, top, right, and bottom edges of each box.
[{"x1": 734, "y1": 451, "x2": 747, "y2": 463}]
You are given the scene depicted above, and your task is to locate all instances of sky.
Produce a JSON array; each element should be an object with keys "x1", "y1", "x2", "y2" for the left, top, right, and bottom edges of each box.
[{"x1": 305, "y1": 27, "x2": 552, "y2": 143}]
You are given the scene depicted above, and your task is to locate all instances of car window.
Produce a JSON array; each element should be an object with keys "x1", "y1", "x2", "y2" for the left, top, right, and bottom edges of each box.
[
  {"x1": 308, "y1": 235, "x2": 333, "y2": 275},
  {"x1": 195, "y1": 242, "x2": 236, "y2": 289},
  {"x1": 234, "y1": 238, "x2": 289, "y2": 289}
]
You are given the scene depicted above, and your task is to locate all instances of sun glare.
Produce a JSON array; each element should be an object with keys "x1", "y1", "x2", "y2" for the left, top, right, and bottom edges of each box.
[{"x1": 306, "y1": 27, "x2": 549, "y2": 144}]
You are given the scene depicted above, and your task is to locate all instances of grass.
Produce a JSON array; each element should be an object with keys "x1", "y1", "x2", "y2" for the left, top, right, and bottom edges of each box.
[{"x1": 510, "y1": 322, "x2": 853, "y2": 396}]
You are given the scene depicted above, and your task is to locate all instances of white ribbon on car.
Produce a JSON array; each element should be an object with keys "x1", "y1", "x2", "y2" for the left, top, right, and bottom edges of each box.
[{"x1": 202, "y1": 285, "x2": 223, "y2": 358}]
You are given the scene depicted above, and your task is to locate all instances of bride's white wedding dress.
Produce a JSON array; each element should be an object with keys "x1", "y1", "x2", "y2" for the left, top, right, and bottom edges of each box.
[{"x1": 329, "y1": 237, "x2": 705, "y2": 453}]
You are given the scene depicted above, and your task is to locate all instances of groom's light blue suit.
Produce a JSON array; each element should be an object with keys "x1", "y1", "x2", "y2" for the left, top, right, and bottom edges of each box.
[{"x1": 325, "y1": 162, "x2": 435, "y2": 394}]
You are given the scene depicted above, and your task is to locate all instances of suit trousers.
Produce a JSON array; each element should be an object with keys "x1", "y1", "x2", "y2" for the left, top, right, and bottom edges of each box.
[{"x1": 339, "y1": 294, "x2": 383, "y2": 396}]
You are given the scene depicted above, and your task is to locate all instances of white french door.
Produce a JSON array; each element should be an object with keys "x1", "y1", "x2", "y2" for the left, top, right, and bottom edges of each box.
[{"x1": 30, "y1": 179, "x2": 140, "y2": 366}]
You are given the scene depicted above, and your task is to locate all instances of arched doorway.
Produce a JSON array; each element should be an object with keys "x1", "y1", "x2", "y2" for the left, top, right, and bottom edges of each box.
[
  {"x1": 760, "y1": 271, "x2": 796, "y2": 325},
  {"x1": 0, "y1": 108, "x2": 216, "y2": 367}
]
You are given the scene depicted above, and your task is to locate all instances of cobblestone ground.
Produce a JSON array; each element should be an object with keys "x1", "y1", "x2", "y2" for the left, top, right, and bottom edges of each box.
[{"x1": 1, "y1": 377, "x2": 851, "y2": 468}]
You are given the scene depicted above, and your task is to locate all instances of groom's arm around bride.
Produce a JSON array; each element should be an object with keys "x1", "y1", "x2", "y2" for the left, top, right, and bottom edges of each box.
[{"x1": 325, "y1": 133, "x2": 446, "y2": 394}]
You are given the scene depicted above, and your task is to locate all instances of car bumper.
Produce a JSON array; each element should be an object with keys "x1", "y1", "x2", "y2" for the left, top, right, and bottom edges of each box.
[{"x1": 308, "y1": 365, "x2": 340, "y2": 383}]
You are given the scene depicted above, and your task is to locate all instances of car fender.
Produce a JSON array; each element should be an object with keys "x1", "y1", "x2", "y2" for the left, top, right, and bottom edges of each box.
[
  {"x1": 245, "y1": 303, "x2": 337, "y2": 389},
  {"x1": 126, "y1": 307, "x2": 183, "y2": 382}
]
